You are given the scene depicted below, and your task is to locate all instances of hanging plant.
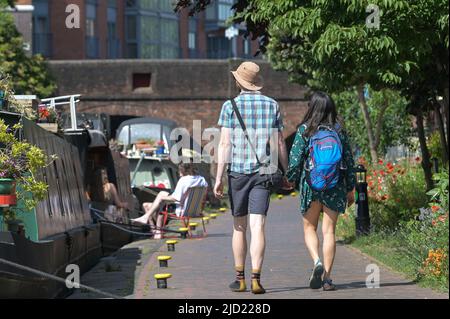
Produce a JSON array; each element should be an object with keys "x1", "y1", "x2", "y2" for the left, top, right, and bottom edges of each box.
[{"x1": 0, "y1": 119, "x2": 56, "y2": 210}]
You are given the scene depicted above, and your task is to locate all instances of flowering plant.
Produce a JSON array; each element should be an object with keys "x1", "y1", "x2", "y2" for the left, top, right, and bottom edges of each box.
[
  {"x1": 38, "y1": 105, "x2": 58, "y2": 123},
  {"x1": 0, "y1": 119, "x2": 56, "y2": 210}
]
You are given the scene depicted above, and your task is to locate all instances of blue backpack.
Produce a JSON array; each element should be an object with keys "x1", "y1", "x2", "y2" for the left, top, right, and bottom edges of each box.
[{"x1": 304, "y1": 125, "x2": 343, "y2": 191}]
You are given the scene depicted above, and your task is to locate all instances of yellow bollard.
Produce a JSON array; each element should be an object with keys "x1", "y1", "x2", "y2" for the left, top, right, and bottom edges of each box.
[
  {"x1": 166, "y1": 240, "x2": 178, "y2": 252},
  {"x1": 291, "y1": 192, "x2": 297, "y2": 197},
  {"x1": 278, "y1": 194, "x2": 284, "y2": 200},
  {"x1": 154, "y1": 273, "x2": 172, "y2": 289},
  {"x1": 179, "y1": 227, "x2": 189, "y2": 239},
  {"x1": 219, "y1": 208, "x2": 227, "y2": 213},
  {"x1": 209, "y1": 213, "x2": 218, "y2": 219},
  {"x1": 189, "y1": 222, "x2": 199, "y2": 231},
  {"x1": 157, "y1": 255, "x2": 172, "y2": 268},
  {"x1": 202, "y1": 217, "x2": 210, "y2": 224}
]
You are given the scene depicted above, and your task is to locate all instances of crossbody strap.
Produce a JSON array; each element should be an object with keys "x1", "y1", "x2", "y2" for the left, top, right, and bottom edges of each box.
[{"x1": 229, "y1": 99, "x2": 263, "y2": 166}]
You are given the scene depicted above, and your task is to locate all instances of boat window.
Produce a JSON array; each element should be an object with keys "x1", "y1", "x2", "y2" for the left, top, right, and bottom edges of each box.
[
  {"x1": 129, "y1": 159, "x2": 173, "y2": 190},
  {"x1": 117, "y1": 123, "x2": 162, "y2": 145}
]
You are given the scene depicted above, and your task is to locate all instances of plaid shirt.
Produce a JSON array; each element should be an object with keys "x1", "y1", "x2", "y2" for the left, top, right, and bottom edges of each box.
[{"x1": 218, "y1": 91, "x2": 283, "y2": 174}]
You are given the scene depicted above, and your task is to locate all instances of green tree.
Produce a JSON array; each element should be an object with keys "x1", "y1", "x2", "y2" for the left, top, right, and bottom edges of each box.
[
  {"x1": 334, "y1": 88, "x2": 413, "y2": 159},
  {"x1": 177, "y1": 0, "x2": 448, "y2": 166},
  {"x1": 0, "y1": 0, "x2": 56, "y2": 98}
]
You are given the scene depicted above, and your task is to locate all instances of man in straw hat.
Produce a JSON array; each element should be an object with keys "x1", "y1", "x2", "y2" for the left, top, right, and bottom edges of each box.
[{"x1": 214, "y1": 61, "x2": 290, "y2": 294}]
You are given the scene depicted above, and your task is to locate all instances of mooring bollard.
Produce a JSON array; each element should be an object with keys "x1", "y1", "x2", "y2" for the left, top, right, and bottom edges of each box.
[
  {"x1": 154, "y1": 273, "x2": 172, "y2": 289},
  {"x1": 166, "y1": 240, "x2": 178, "y2": 252},
  {"x1": 209, "y1": 213, "x2": 218, "y2": 219},
  {"x1": 158, "y1": 255, "x2": 172, "y2": 268},
  {"x1": 355, "y1": 165, "x2": 371, "y2": 236},
  {"x1": 278, "y1": 194, "x2": 284, "y2": 200},
  {"x1": 179, "y1": 227, "x2": 189, "y2": 239},
  {"x1": 202, "y1": 217, "x2": 210, "y2": 224},
  {"x1": 219, "y1": 208, "x2": 227, "y2": 213},
  {"x1": 189, "y1": 222, "x2": 198, "y2": 231},
  {"x1": 291, "y1": 192, "x2": 297, "y2": 197}
]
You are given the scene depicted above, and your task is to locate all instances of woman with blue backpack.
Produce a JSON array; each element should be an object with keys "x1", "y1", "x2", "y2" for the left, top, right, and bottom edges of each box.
[{"x1": 287, "y1": 91, "x2": 356, "y2": 291}]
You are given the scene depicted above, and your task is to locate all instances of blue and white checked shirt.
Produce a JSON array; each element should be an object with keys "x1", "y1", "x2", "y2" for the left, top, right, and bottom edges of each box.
[{"x1": 218, "y1": 91, "x2": 283, "y2": 174}]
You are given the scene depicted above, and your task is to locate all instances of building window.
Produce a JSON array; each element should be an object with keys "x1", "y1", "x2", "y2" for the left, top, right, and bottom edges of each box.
[
  {"x1": 132, "y1": 73, "x2": 152, "y2": 91},
  {"x1": 86, "y1": 1, "x2": 99, "y2": 58},
  {"x1": 107, "y1": 2, "x2": 120, "y2": 58},
  {"x1": 218, "y1": 1, "x2": 233, "y2": 21},
  {"x1": 126, "y1": 0, "x2": 137, "y2": 8},
  {"x1": 207, "y1": 36, "x2": 230, "y2": 59},
  {"x1": 32, "y1": 0, "x2": 51, "y2": 57},
  {"x1": 188, "y1": 19, "x2": 197, "y2": 50},
  {"x1": 188, "y1": 18, "x2": 198, "y2": 58},
  {"x1": 126, "y1": 14, "x2": 138, "y2": 58},
  {"x1": 244, "y1": 38, "x2": 250, "y2": 57},
  {"x1": 188, "y1": 33, "x2": 196, "y2": 50},
  {"x1": 137, "y1": 0, "x2": 180, "y2": 59},
  {"x1": 86, "y1": 3, "x2": 96, "y2": 37}
]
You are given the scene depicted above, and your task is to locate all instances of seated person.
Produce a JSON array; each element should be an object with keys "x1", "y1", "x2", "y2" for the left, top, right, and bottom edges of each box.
[
  {"x1": 131, "y1": 162, "x2": 208, "y2": 239},
  {"x1": 89, "y1": 167, "x2": 129, "y2": 220}
]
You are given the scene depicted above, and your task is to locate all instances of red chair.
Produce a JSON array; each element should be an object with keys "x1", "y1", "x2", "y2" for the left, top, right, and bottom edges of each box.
[{"x1": 160, "y1": 186, "x2": 208, "y2": 238}]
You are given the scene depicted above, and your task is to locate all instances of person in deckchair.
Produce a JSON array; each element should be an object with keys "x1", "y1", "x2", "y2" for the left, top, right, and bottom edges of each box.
[{"x1": 131, "y1": 162, "x2": 208, "y2": 239}]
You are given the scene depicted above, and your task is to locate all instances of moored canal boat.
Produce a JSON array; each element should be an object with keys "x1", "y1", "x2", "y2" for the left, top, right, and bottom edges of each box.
[{"x1": 0, "y1": 96, "x2": 145, "y2": 298}]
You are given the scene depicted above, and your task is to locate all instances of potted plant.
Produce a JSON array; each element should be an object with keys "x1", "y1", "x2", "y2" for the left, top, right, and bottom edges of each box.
[
  {"x1": 37, "y1": 105, "x2": 59, "y2": 133},
  {"x1": 155, "y1": 140, "x2": 166, "y2": 155},
  {"x1": 0, "y1": 119, "x2": 55, "y2": 216}
]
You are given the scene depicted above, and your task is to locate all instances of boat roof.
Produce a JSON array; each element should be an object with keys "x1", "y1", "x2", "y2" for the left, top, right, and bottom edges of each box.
[{"x1": 117, "y1": 117, "x2": 178, "y2": 132}]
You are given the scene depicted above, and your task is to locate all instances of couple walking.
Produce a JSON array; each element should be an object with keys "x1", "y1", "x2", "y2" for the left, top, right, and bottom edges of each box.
[{"x1": 213, "y1": 61, "x2": 356, "y2": 294}]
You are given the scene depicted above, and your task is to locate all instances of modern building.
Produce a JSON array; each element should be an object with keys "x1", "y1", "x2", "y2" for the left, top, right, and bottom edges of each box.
[{"x1": 11, "y1": 0, "x2": 259, "y2": 60}]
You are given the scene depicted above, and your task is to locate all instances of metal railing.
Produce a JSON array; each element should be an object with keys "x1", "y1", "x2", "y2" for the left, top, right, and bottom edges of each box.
[{"x1": 40, "y1": 95, "x2": 82, "y2": 132}]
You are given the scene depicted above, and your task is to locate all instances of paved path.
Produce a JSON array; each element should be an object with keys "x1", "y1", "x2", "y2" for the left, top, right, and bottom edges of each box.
[{"x1": 135, "y1": 195, "x2": 447, "y2": 299}]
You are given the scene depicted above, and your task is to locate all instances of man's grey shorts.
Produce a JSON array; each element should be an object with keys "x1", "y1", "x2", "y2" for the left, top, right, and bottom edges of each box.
[{"x1": 228, "y1": 171, "x2": 271, "y2": 217}]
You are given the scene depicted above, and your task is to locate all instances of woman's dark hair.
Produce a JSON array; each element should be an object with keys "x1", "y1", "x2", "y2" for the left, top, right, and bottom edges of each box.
[
  {"x1": 301, "y1": 91, "x2": 343, "y2": 137},
  {"x1": 178, "y1": 162, "x2": 197, "y2": 176}
]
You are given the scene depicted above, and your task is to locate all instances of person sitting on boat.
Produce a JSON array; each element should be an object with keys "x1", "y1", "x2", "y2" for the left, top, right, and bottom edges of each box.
[
  {"x1": 131, "y1": 162, "x2": 208, "y2": 239},
  {"x1": 89, "y1": 167, "x2": 129, "y2": 221}
]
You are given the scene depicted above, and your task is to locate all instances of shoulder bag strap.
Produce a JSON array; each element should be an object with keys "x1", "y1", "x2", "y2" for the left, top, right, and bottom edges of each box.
[{"x1": 229, "y1": 99, "x2": 263, "y2": 166}]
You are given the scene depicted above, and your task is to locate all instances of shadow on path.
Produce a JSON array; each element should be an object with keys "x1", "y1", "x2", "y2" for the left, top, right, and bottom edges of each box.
[{"x1": 336, "y1": 280, "x2": 417, "y2": 290}]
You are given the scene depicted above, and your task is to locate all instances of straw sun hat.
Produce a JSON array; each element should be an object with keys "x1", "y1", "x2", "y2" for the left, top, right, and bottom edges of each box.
[{"x1": 231, "y1": 61, "x2": 263, "y2": 91}]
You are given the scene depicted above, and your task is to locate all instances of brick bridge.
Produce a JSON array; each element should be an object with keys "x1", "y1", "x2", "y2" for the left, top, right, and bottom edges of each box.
[{"x1": 48, "y1": 59, "x2": 309, "y2": 142}]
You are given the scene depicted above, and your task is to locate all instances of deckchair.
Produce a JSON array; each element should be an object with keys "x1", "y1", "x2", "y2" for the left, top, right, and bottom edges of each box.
[{"x1": 160, "y1": 186, "x2": 208, "y2": 238}]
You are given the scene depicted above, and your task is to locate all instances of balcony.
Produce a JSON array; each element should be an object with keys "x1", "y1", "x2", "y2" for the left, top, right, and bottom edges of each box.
[
  {"x1": 107, "y1": 38, "x2": 121, "y2": 59},
  {"x1": 86, "y1": 36, "x2": 99, "y2": 59},
  {"x1": 32, "y1": 33, "x2": 52, "y2": 58}
]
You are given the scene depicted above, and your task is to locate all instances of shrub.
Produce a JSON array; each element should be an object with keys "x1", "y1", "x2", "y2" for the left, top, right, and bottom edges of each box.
[
  {"x1": 397, "y1": 205, "x2": 449, "y2": 289},
  {"x1": 366, "y1": 159, "x2": 428, "y2": 231}
]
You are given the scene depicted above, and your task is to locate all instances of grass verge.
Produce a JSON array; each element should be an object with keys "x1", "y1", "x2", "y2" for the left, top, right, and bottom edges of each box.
[{"x1": 336, "y1": 213, "x2": 448, "y2": 294}]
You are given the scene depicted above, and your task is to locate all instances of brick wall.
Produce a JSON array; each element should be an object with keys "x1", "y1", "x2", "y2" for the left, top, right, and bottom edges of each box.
[{"x1": 48, "y1": 59, "x2": 309, "y2": 139}]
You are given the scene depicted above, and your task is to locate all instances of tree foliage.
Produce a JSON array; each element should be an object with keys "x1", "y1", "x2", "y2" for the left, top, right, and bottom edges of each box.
[
  {"x1": 334, "y1": 88, "x2": 413, "y2": 159},
  {"x1": 177, "y1": 0, "x2": 448, "y2": 168},
  {"x1": 0, "y1": 0, "x2": 56, "y2": 98}
]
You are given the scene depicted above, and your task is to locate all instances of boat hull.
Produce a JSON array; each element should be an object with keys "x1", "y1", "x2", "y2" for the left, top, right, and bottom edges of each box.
[{"x1": 0, "y1": 224, "x2": 101, "y2": 299}]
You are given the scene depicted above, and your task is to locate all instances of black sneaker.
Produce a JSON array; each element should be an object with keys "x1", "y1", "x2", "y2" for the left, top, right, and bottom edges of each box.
[
  {"x1": 322, "y1": 278, "x2": 337, "y2": 291},
  {"x1": 309, "y1": 261, "x2": 324, "y2": 289}
]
